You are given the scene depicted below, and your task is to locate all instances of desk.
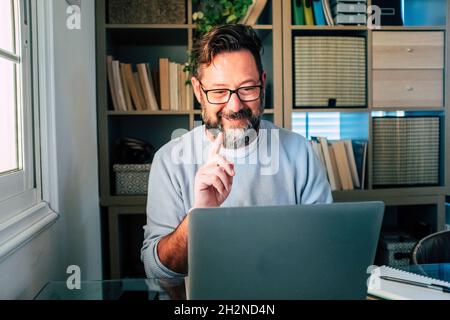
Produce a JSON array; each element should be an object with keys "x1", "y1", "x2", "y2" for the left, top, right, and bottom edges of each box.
[
  {"x1": 397, "y1": 263, "x2": 450, "y2": 282},
  {"x1": 35, "y1": 264, "x2": 450, "y2": 300},
  {"x1": 34, "y1": 278, "x2": 186, "y2": 300}
]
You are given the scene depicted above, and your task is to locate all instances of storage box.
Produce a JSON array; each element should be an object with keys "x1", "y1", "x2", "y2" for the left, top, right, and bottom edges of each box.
[
  {"x1": 108, "y1": 0, "x2": 186, "y2": 24},
  {"x1": 113, "y1": 164, "x2": 151, "y2": 195},
  {"x1": 294, "y1": 36, "x2": 367, "y2": 108},
  {"x1": 372, "y1": 116, "x2": 440, "y2": 187},
  {"x1": 378, "y1": 232, "x2": 417, "y2": 267}
]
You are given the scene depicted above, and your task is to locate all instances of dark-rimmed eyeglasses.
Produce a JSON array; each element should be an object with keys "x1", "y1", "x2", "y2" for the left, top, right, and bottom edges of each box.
[{"x1": 199, "y1": 81, "x2": 263, "y2": 105}]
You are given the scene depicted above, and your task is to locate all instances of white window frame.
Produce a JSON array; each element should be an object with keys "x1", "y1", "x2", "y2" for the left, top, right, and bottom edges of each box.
[{"x1": 0, "y1": 0, "x2": 59, "y2": 262}]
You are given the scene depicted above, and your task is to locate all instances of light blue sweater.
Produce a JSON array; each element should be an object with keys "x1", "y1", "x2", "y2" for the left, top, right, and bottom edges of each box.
[{"x1": 141, "y1": 120, "x2": 333, "y2": 278}]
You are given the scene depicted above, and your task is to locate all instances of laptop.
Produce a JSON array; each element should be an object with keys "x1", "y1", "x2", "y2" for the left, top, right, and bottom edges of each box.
[{"x1": 187, "y1": 201, "x2": 384, "y2": 300}]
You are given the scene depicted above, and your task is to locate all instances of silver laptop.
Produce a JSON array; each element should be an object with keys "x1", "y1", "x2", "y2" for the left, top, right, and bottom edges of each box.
[{"x1": 188, "y1": 202, "x2": 384, "y2": 300}]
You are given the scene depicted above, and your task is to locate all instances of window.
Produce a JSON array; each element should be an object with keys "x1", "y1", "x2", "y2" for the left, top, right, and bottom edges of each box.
[
  {"x1": 0, "y1": 0, "x2": 59, "y2": 260},
  {"x1": 0, "y1": 0, "x2": 37, "y2": 222},
  {"x1": 292, "y1": 112, "x2": 341, "y2": 140}
]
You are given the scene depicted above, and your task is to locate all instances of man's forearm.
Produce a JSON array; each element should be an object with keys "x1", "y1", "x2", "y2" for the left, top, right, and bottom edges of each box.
[{"x1": 156, "y1": 216, "x2": 189, "y2": 274}]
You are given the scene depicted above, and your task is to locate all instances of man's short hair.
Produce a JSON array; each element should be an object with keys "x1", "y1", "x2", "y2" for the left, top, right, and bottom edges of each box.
[{"x1": 192, "y1": 24, "x2": 264, "y2": 79}]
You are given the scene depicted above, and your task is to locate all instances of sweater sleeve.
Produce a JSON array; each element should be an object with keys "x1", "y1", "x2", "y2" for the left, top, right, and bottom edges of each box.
[{"x1": 141, "y1": 148, "x2": 188, "y2": 278}]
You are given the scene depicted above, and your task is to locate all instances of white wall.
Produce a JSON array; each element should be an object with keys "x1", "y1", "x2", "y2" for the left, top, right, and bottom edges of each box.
[
  {"x1": 0, "y1": 0, "x2": 101, "y2": 299},
  {"x1": 52, "y1": 0, "x2": 102, "y2": 281}
]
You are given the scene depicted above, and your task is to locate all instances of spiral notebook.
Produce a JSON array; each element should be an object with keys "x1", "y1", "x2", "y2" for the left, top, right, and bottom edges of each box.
[{"x1": 368, "y1": 265, "x2": 450, "y2": 300}]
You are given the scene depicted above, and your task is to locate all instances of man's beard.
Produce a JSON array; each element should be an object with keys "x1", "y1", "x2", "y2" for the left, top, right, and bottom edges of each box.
[{"x1": 202, "y1": 103, "x2": 264, "y2": 149}]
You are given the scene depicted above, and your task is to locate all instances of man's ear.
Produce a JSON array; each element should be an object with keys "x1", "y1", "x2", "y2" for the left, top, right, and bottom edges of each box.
[
  {"x1": 261, "y1": 71, "x2": 267, "y2": 89},
  {"x1": 191, "y1": 76, "x2": 202, "y2": 104}
]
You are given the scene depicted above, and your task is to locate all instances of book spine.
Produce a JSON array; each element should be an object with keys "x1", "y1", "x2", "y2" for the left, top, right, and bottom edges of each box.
[
  {"x1": 312, "y1": 0, "x2": 326, "y2": 25},
  {"x1": 169, "y1": 62, "x2": 179, "y2": 111},
  {"x1": 106, "y1": 56, "x2": 120, "y2": 111},
  {"x1": 293, "y1": 0, "x2": 305, "y2": 25},
  {"x1": 146, "y1": 63, "x2": 160, "y2": 111},
  {"x1": 111, "y1": 60, "x2": 127, "y2": 111},
  {"x1": 133, "y1": 72, "x2": 147, "y2": 111},
  {"x1": 159, "y1": 58, "x2": 170, "y2": 111},
  {"x1": 120, "y1": 63, "x2": 133, "y2": 111},
  {"x1": 303, "y1": 0, "x2": 315, "y2": 25},
  {"x1": 124, "y1": 64, "x2": 143, "y2": 111},
  {"x1": 343, "y1": 140, "x2": 361, "y2": 188}
]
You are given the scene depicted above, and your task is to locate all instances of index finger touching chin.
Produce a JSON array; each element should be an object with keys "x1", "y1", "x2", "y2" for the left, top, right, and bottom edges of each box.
[{"x1": 208, "y1": 131, "x2": 224, "y2": 160}]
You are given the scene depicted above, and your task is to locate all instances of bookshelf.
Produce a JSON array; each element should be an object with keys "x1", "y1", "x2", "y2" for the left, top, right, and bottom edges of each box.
[
  {"x1": 282, "y1": 0, "x2": 449, "y2": 264},
  {"x1": 96, "y1": 0, "x2": 283, "y2": 278},
  {"x1": 97, "y1": 0, "x2": 449, "y2": 277}
]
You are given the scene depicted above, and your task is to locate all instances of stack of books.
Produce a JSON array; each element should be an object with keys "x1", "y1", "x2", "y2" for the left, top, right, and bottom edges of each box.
[
  {"x1": 329, "y1": 0, "x2": 367, "y2": 25},
  {"x1": 310, "y1": 137, "x2": 368, "y2": 191},
  {"x1": 107, "y1": 56, "x2": 193, "y2": 112},
  {"x1": 158, "y1": 58, "x2": 194, "y2": 112},
  {"x1": 292, "y1": 0, "x2": 330, "y2": 26}
]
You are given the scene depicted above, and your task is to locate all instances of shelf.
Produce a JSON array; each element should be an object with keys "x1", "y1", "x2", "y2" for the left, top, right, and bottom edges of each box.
[
  {"x1": 291, "y1": 25, "x2": 367, "y2": 31},
  {"x1": 191, "y1": 109, "x2": 275, "y2": 115},
  {"x1": 251, "y1": 24, "x2": 273, "y2": 30},
  {"x1": 107, "y1": 111, "x2": 192, "y2": 116},
  {"x1": 370, "y1": 107, "x2": 445, "y2": 113},
  {"x1": 332, "y1": 187, "x2": 446, "y2": 203},
  {"x1": 105, "y1": 23, "x2": 274, "y2": 31},
  {"x1": 101, "y1": 195, "x2": 147, "y2": 207},
  {"x1": 373, "y1": 26, "x2": 446, "y2": 31},
  {"x1": 292, "y1": 108, "x2": 368, "y2": 113},
  {"x1": 105, "y1": 24, "x2": 194, "y2": 30},
  {"x1": 289, "y1": 26, "x2": 446, "y2": 32}
]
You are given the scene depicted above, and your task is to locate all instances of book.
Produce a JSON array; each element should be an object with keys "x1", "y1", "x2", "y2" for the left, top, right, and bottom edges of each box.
[
  {"x1": 133, "y1": 72, "x2": 147, "y2": 110},
  {"x1": 145, "y1": 63, "x2": 160, "y2": 111},
  {"x1": 343, "y1": 140, "x2": 360, "y2": 188},
  {"x1": 321, "y1": 0, "x2": 335, "y2": 26},
  {"x1": 245, "y1": 0, "x2": 268, "y2": 25},
  {"x1": 333, "y1": 141, "x2": 353, "y2": 190},
  {"x1": 328, "y1": 144, "x2": 342, "y2": 191},
  {"x1": 123, "y1": 64, "x2": 144, "y2": 111},
  {"x1": 120, "y1": 63, "x2": 133, "y2": 111},
  {"x1": 292, "y1": 0, "x2": 305, "y2": 25},
  {"x1": 137, "y1": 64, "x2": 153, "y2": 111},
  {"x1": 310, "y1": 138, "x2": 327, "y2": 177},
  {"x1": 169, "y1": 62, "x2": 179, "y2": 111},
  {"x1": 360, "y1": 141, "x2": 367, "y2": 189},
  {"x1": 312, "y1": 0, "x2": 326, "y2": 25},
  {"x1": 159, "y1": 58, "x2": 170, "y2": 111},
  {"x1": 106, "y1": 56, "x2": 119, "y2": 111},
  {"x1": 318, "y1": 137, "x2": 340, "y2": 191},
  {"x1": 368, "y1": 265, "x2": 450, "y2": 300},
  {"x1": 303, "y1": 0, "x2": 314, "y2": 25},
  {"x1": 111, "y1": 60, "x2": 127, "y2": 111}
]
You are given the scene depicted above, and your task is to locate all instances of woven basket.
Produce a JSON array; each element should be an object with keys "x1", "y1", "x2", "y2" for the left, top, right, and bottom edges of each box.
[
  {"x1": 108, "y1": 0, "x2": 186, "y2": 24},
  {"x1": 113, "y1": 164, "x2": 151, "y2": 195}
]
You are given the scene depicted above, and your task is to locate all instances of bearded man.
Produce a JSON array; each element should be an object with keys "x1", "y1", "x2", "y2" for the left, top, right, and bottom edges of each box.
[{"x1": 141, "y1": 24, "x2": 332, "y2": 278}]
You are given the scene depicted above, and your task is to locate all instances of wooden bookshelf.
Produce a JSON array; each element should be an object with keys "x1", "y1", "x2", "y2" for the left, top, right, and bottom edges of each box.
[
  {"x1": 96, "y1": 0, "x2": 283, "y2": 278},
  {"x1": 283, "y1": 0, "x2": 449, "y2": 250}
]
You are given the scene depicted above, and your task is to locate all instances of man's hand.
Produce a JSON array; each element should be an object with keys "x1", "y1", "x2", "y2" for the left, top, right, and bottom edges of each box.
[{"x1": 194, "y1": 132, "x2": 235, "y2": 208}]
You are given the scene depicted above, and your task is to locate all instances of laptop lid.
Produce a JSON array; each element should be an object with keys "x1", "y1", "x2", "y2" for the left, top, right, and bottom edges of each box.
[{"x1": 188, "y1": 201, "x2": 384, "y2": 300}]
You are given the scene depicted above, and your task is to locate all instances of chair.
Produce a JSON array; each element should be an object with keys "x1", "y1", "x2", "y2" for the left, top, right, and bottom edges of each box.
[{"x1": 411, "y1": 230, "x2": 450, "y2": 265}]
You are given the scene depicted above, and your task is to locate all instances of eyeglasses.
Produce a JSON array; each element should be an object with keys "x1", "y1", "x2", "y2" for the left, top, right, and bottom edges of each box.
[{"x1": 199, "y1": 81, "x2": 263, "y2": 105}]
